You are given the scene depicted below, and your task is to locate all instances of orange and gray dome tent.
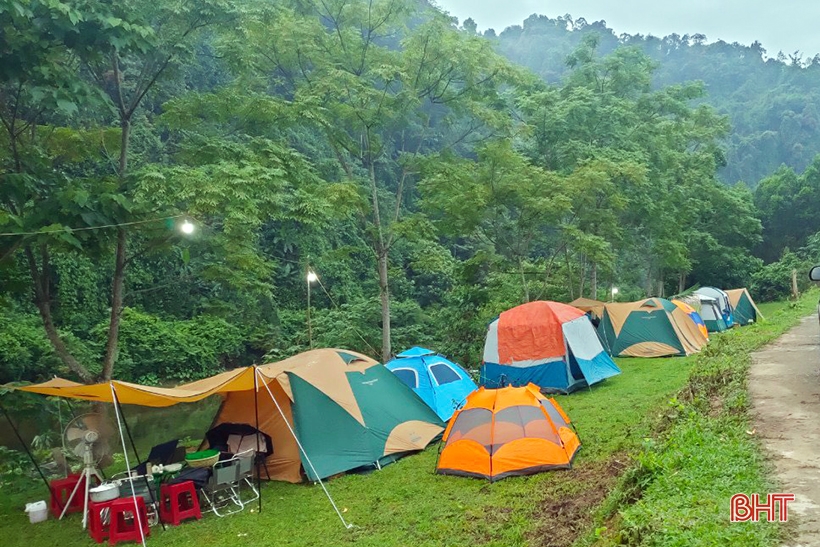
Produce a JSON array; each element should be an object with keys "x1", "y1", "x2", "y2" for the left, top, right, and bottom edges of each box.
[
  {"x1": 436, "y1": 384, "x2": 580, "y2": 481},
  {"x1": 597, "y1": 298, "x2": 708, "y2": 357},
  {"x1": 13, "y1": 349, "x2": 444, "y2": 484},
  {"x1": 481, "y1": 301, "x2": 621, "y2": 393},
  {"x1": 725, "y1": 288, "x2": 764, "y2": 325}
]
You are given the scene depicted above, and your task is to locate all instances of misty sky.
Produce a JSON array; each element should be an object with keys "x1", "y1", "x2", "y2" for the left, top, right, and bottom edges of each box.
[{"x1": 434, "y1": 0, "x2": 820, "y2": 57}]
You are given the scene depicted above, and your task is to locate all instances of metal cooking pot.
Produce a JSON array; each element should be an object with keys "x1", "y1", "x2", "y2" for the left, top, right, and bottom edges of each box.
[{"x1": 89, "y1": 482, "x2": 120, "y2": 503}]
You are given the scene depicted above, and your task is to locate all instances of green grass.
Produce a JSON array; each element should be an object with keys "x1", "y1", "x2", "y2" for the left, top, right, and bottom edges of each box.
[
  {"x1": 0, "y1": 362, "x2": 695, "y2": 547},
  {"x1": 581, "y1": 292, "x2": 818, "y2": 547},
  {"x1": 0, "y1": 297, "x2": 810, "y2": 547}
]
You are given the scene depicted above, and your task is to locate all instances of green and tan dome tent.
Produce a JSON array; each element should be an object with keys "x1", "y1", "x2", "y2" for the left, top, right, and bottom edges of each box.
[
  {"x1": 246, "y1": 349, "x2": 445, "y2": 482},
  {"x1": 597, "y1": 298, "x2": 708, "y2": 357},
  {"x1": 725, "y1": 288, "x2": 764, "y2": 326}
]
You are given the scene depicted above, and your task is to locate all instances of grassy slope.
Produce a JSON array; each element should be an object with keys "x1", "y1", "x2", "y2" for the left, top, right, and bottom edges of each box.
[
  {"x1": 0, "y1": 365, "x2": 695, "y2": 546},
  {"x1": 581, "y1": 292, "x2": 817, "y2": 546},
  {"x1": 0, "y1": 295, "x2": 809, "y2": 547}
]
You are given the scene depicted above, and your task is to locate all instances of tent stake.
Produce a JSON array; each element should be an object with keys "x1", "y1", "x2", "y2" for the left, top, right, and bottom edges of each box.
[
  {"x1": 0, "y1": 398, "x2": 59, "y2": 512},
  {"x1": 255, "y1": 369, "x2": 353, "y2": 529},
  {"x1": 110, "y1": 384, "x2": 148, "y2": 547},
  {"x1": 253, "y1": 366, "x2": 263, "y2": 514}
]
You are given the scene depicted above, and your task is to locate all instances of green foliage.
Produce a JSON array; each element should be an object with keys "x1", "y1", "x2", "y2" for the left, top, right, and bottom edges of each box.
[
  {"x1": 0, "y1": 305, "x2": 97, "y2": 383},
  {"x1": 750, "y1": 251, "x2": 811, "y2": 301},
  {"x1": 99, "y1": 308, "x2": 244, "y2": 383}
]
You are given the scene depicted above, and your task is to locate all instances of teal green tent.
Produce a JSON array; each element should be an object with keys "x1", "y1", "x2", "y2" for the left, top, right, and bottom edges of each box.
[
  {"x1": 597, "y1": 298, "x2": 708, "y2": 357},
  {"x1": 726, "y1": 288, "x2": 764, "y2": 326}
]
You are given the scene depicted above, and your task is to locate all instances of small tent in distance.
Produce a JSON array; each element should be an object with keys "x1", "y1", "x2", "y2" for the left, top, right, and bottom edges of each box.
[
  {"x1": 672, "y1": 299, "x2": 709, "y2": 340},
  {"x1": 436, "y1": 384, "x2": 580, "y2": 481},
  {"x1": 685, "y1": 294, "x2": 729, "y2": 333},
  {"x1": 694, "y1": 287, "x2": 734, "y2": 328},
  {"x1": 597, "y1": 298, "x2": 707, "y2": 357},
  {"x1": 385, "y1": 347, "x2": 478, "y2": 421},
  {"x1": 569, "y1": 297, "x2": 606, "y2": 323},
  {"x1": 481, "y1": 301, "x2": 621, "y2": 393},
  {"x1": 726, "y1": 288, "x2": 764, "y2": 325}
]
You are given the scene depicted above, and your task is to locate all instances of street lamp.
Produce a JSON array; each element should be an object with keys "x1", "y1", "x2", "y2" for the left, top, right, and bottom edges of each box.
[{"x1": 306, "y1": 269, "x2": 318, "y2": 348}]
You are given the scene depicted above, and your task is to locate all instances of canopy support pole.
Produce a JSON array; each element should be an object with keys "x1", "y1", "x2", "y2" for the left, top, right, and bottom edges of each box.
[
  {"x1": 252, "y1": 366, "x2": 262, "y2": 514},
  {"x1": 111, "y1": 389, "x2": 166, "y2": 531},
  {"x1": 110, "y1": 383, "x2": 148, "y2": 547},
  {"x1": 254, "y1": 369, "x2": 353, "y2": 529},
  {"x1": 0, "y1": 398, "x2": 58, "y2": 511}
]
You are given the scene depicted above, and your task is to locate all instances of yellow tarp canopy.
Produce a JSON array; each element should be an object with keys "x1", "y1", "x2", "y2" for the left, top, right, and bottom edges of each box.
[
  {"x1": 14, "y1": 367, "x2": 259, "y2": 407},
  {"x1": 13, "y1": 348, "x2": 377, "y2": 416}
]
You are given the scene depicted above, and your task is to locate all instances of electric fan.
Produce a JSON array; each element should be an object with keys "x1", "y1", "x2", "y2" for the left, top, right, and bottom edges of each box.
[{"x1": 60, "y1": 413, "x2": 115, "y2": 528}]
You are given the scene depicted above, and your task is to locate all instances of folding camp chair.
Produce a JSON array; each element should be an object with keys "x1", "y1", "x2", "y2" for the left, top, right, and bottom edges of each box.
[
  {"x1": 235, "y1": 450, "x2": 259, "y2": 507},
  {"x1": 200, "y1": 450, "x2": 257, "y2": 517}
]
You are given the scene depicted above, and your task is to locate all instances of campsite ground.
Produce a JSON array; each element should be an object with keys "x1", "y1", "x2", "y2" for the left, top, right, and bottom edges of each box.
[{"x1": 0, "y1": 295, "x2": 815, "y2": 547}]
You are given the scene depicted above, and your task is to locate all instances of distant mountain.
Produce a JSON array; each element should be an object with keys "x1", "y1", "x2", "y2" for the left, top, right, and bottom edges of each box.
[{"x1": 491, "y1": 14, "x2": 820, "y2": 187}]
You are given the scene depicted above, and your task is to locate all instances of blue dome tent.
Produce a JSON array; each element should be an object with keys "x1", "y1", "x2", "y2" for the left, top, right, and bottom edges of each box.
[{"x1": 385, "y1": 347, "x2": 478, "y2": 421}]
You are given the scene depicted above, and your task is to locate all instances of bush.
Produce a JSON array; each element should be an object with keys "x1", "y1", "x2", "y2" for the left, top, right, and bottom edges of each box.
[
  {"x1": 0, "y1": 308, "x2": 95, "y2": 383},
  {"x1": 750, "y1": 251, "x2": 810, "y2": 301},
  {"x1": 92, "y1": 308, "x2": 245, "y2": 383}
]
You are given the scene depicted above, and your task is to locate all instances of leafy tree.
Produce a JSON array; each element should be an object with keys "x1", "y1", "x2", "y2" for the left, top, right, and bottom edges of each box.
[
  {"x1": 755, "y1": 158, "x2": 820, "y2": 262},
  {"x1": 0, "y1": 0, "x2": 236, "y2": 382},
  {"x1": 227, "y1": 0, "x2": 521, "y2": 360}
]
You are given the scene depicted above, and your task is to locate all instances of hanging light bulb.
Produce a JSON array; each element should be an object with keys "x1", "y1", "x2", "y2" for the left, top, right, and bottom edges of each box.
[
  {"x1": 307, "y1": 270, "x2": 318, "y2": 283},
  {"x1": 180, "y1": 219, "x2": 195, "y2": 235}
]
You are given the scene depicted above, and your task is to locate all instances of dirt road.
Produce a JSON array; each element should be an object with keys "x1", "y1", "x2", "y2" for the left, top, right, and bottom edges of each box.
[{"x1": 750, "y1": 315, "x2": 820, "y2": 546}]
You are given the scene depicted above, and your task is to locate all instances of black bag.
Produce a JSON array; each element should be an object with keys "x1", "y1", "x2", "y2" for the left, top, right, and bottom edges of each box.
[{"x1": 169, "y1": 467, "x2": 211, "y2": 489}]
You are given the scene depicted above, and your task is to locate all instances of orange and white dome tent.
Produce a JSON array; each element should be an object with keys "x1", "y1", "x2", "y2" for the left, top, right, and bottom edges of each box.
[{"x1": 435, "y1": 384, "x2": 580, "y2": 481}]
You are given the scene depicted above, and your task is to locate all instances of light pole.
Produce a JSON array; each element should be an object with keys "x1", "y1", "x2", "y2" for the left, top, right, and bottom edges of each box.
[
  {"x1": 306, "y1": 269, "x2": 318, "y2": 348},
  {"x1": 610, "y1": 286, "x2": 619, "y2": 302}
]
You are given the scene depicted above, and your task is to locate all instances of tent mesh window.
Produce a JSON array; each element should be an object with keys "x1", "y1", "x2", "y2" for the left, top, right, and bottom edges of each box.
[
  {"x1": 392, "y1": 368, "x2": 419, "y2": 389},
  {"x1": 429, "y1": 363, "x2": 461, "y2": 385},
  {"x1": 492, "y1": 406, "x2": 560, "y2": 453},
  {"x1": 446, "y1": 408, "x2": 493, "y2": 449},
  {"x1": 541, "y1": 402, "x2": 569, "y2": 430}
]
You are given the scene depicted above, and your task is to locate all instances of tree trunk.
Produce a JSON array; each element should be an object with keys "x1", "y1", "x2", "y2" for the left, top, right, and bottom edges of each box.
[
  {"x1": 24, "y1": 246, "x2": 94, "y2": 383},
  {"x1": 378, "y1": 249, "x2": 391, "y2": 362},
  {"x1": 119, "y1": 118, "x2": 130, "y2": 176},
  {"x1": 591, "y1": 262, "x2": 598, "y2": 300},
  {"x1": 565, "y1": 249, "x2": 575, "y2": 300},
  {"x1": 98, "y1": 109, "x2": 133, "y2": 381},
  {"x1": 519, "y1": 259, "x2": 530, "y2": 303},
  {"x1": 578, "y1": 255, "x2": 587, "y2": 299},
  {"x1": 101, "y1": 228, "x2": 127, "y2": 381},
  {"x1": 678, "y1": 272, "x2": 686, "y2": 294},
  {"x1": 366, "y1": 153, "x2": 391, "y2": 363}
]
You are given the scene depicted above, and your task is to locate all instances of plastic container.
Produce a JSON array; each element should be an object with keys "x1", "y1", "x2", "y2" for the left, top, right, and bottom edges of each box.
[{"x1": 25, "y1": 500, "x2": 48, "y2": 523}]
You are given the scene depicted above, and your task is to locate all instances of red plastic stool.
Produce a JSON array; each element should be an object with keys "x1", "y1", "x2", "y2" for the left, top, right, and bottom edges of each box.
[
  {"x1": 87, "y1": 499, "x2": 117, "y2": 544},
  {"x1": 108, "y1": 497, "x2": 150, "y2": 545},
  {"x1": 49, "y1": 474, "x2": 86, "y2": 518},
  {"x1": 159, "y1": 481, "x2": 202, "y2": 526}
]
